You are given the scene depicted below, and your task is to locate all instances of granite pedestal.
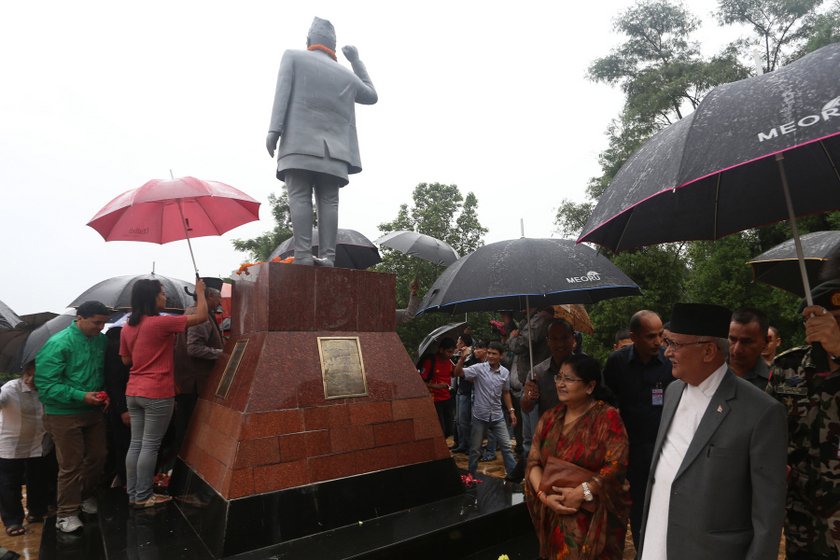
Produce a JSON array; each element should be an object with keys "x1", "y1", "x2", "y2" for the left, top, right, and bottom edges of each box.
[{"x1": 169, "y1": 263, "x2": 463, "y2": 557}]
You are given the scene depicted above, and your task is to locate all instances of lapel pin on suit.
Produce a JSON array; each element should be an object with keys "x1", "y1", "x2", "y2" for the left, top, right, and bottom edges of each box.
[{"x1": 716, "y1": 404, "x2": 723, "y2": 413}]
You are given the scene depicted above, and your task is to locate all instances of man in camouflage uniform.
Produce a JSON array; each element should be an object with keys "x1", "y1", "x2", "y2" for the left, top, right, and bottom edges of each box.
[{"x1": 767, "y1": 279, "x2": 840, "y2": 559}]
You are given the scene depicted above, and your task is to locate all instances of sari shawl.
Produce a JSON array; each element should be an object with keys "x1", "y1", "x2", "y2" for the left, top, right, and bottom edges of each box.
[{"x1": 525, "y1": 401, "x2": 631, "y2": 559}]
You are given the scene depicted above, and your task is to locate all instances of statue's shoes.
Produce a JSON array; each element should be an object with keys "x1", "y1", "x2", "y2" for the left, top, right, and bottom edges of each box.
[
  {"x1": 313, "y1": 257, "x2": 334, "y2": 267},
  {"x1": 294, "y1": 257, "x2": 314, "y2": 266}
]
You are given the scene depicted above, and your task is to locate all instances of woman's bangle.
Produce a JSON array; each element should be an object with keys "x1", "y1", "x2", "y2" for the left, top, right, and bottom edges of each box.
[{"x1": 537, "y1": 489, "x2": 545, "y2": 502}]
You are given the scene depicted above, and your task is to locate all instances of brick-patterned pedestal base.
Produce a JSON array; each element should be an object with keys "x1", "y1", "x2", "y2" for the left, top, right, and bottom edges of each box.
[{"x1": 170, "y1": 263, "x2": 462, "y2": 557}]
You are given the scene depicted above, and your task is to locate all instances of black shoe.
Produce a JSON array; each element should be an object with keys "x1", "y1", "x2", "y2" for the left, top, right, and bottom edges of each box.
[{"x1": 504, "y1": 460, "x2": 525, "y2": 483}]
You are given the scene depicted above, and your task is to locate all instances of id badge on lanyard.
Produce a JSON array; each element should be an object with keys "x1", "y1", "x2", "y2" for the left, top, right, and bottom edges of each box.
[{"x1": 651, "y1": 382, "x2": 664, "y2": 406}]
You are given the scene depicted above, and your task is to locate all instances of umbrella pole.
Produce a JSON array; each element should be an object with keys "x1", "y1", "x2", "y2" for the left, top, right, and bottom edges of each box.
[
  {"x1": 525, "y1": 295, "x2": 534, "y2": 377},
  {"x1": 776, "y1": 154, "x2": 830, "y2": 370},
  {"x1": 177, "y1": 200, "x2": 200, "y2": 278},
  {"x1": 776, "y1": 154, "x2": 813, "y2": 306}
]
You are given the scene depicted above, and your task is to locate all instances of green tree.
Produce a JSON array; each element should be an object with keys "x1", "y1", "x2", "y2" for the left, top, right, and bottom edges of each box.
[
  {"x1": 684, "y1": 233, "x2": 804, "y2": 344},
  {"x1": 230, "y1": 192, "x2": 294, "y2": 262},
  {"x1": 716, "y1": 0, "x2": 826, "y2": 71},
  {"x1": 585, "y1": 244, "x2": 688, "y2": 363},
  {"x1": 557, "y1": 0, "x2": 749, "y2": 236},
  {"x1": 793, "y1": 0, "x2": 840, "y2": 56},
  {"x1": 376, "y1": 183, "x2": 488, "y2": 357}
]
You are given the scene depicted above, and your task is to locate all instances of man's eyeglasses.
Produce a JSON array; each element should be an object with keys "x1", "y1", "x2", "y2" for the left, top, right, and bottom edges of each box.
[
  {"x1": 662, "y1": 337, "x2": 712, "y2": 351},
  {"x1": 555, "y1": 375, "x2": 583, "y2": 385}
]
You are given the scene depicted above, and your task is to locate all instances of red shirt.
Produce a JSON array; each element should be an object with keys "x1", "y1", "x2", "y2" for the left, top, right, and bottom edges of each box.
[
  {"x1": 120, "y1": 315, "x2": 188, "y2": 399},
  {"x1": 419, "y1": 354, "x2": 452, "y2": 402}
]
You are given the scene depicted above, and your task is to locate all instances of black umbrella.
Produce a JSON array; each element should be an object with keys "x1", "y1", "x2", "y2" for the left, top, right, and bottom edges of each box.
[
  {"x1": 19, "y1": 309, "x2": 127, "y2": 368},
  {"x1": 375, "y1": 231, "x2": 460, "y2": 266},
  {"x1": 578, "y1": 42, "x2": 840, "y2": 305},
  {"x1": 18, "y1": 311, "x2": 75, "y2": 368},
  {"x1": 0, "y1": 300, "x2": 22, "y2": 330},
  {"x1": 416, "y1": 238, "x2": 641, "y2": 315},
  {"x1": 747, "y1": 231, "x2": 840, "y2": 296},
  {"x1": 0, "y1": 312, "x2": 57, "y2": 373},
  {"x1": 0, "y1": 330, "x2": 27, "y2": 373},
  {"x1": 269, "y1": 228, "x2": 381, "y2": 270},
  {"x1": 417, "y1": 321, "x2": 468, "y2": 358},
  {"x1": 68, "y1": 273, "x2": 194, "y2": 312}
]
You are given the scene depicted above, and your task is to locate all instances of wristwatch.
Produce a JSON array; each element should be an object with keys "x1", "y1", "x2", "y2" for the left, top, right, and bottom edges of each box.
[{"x1": 581, "y1": 481, "x2": 594, "y2": 502}]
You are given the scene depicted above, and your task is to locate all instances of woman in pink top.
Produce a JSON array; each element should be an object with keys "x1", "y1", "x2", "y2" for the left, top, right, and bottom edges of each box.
[{"x1": 119, "y1": 278, "x2": 207, "y2": 508}]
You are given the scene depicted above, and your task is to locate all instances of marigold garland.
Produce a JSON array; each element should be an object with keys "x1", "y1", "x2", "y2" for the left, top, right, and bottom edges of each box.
[
  {"x1": 307, "y1": 43, "x2": 337, "y2": 61},
  {"x1": 235, "y1": 256, "x2": 294, "y2": 276}
]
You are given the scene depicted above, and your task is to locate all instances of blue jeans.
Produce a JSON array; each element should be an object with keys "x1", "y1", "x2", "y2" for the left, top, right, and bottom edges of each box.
[
  {"x1": 469, "y1": 417, "x2": 516, "y2": 476},
  {"x1": 455, "y1": 394, "x2": 472, "y2": 449},
  {"x1": 485, "y1": 431, "x2": 497, "y2": 454},
  {"x1": 126, "y1": 396, "x2": 175, "y2": 502}
]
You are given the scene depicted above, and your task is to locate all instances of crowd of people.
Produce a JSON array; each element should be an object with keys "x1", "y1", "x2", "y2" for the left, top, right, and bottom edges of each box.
[
  {"x1": 418, "y1": 280, "x2": 839, "y2": 559},
  {"x1": 0, "y1": 277, "x2": 226, "y2": 537},
  {"x1": 0, "y1": 263, "x2": 837, "y2": 560}
]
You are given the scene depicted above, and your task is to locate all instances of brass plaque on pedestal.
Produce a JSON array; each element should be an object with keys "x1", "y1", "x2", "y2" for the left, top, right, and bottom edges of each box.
[
  {"x1": 216, "y1": 339, "x2": 249, "y2": 399},
  {"x1": 317, "y1": 337, "x2": 368, "y2": 399}
]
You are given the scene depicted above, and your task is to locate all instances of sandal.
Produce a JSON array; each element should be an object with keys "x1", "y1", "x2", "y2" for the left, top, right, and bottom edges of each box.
[
  {"x1": 5, "y1": 524, "x2": 25, "y2": 536},
  {"x1": 133, "y1": 493, "x2": 172, "y2": 509}
]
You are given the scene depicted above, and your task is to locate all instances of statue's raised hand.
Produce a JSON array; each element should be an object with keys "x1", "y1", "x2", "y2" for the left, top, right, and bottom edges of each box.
[
  {"x1": 266, "y1": 130, "x2": 281, "y2": 157},
  {"x1": 342, "y1": 45, "x2": 359, "y2": 63}
]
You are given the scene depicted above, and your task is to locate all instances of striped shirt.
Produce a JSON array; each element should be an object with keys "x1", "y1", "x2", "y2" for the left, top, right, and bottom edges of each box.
[{"x1": 0, "y1": 378, "x2": 51, "y2": 458}]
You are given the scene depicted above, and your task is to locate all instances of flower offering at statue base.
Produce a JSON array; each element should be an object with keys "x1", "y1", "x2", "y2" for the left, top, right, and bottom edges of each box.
[{"x1": 460, "y1": 473, "x2": 482, "y2": 489}]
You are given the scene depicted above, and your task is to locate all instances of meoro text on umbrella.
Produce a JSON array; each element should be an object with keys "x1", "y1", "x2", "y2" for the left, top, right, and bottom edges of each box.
[
  {"x1": 566, "y1": 271, "x2": 602, "y2": 283},
  {"x1": 758, "y1": 95, "x2": 840, "y2": 142}
]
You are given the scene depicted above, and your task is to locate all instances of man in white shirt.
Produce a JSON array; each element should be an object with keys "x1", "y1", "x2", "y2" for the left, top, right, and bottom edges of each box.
[
  {"x1": 0, "y1": 364, "x2": 55, "y2": 534},
  {"x1": 637, "y1": 303, "x2": 787, "y2": 560}
]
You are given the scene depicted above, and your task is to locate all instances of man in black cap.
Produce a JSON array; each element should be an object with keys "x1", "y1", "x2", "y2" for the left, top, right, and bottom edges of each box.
[
  {"x1": 637, "y1": 303, "x2": 787, "y2": 560},
  {"x1": 766, "y1": 279, "x2": 840, "y2": 560}
]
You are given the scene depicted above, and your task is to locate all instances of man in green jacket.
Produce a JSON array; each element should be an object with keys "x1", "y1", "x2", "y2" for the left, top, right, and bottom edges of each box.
[{"x1": 35, "y1": 301, "x2": 110, "y2": 533}]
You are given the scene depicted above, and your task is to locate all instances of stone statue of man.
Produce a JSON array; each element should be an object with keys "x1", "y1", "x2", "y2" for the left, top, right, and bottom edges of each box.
[{"x1": 266, "y1": 17, "x2": 378, "y2": 267}]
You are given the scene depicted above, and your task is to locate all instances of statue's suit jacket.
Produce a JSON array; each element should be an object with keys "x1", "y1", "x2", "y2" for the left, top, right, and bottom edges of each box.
[
  {"x1": 268, "y1": 48, "x2": 377, "y2": 180},
  {"x1": 636, "y1": 369, "x2": 787, "y2": 560}
]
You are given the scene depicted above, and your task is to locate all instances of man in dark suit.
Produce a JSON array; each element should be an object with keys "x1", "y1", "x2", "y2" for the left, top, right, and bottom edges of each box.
[
  {"x1": 637, "y1": 303, "x2": 787, "y2": 560},
  {"x1": 602, "y1": 309, "x2": 673, "y2": 548},
  {"x1": 266, "y1": 17, "x2": 377, "y2": 267}
]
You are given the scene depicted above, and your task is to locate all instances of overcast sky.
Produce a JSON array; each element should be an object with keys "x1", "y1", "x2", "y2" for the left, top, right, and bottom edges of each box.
[{"x1": 0, "y1": 0, "x2": 742, "y2": 315}]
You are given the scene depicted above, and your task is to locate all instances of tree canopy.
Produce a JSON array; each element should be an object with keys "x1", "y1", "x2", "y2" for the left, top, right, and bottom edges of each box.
[
  {"x1": 231, "y1": 192, "x2": 294, "y2": 262},
  {"x1": 375, "y1": 182, "x2": 488, "y2": 357}
]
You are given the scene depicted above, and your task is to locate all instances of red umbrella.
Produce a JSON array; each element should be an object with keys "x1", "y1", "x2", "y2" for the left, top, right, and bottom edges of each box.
[{"x1": 87, "y1": 176, "x2": 261, "y2": 275}]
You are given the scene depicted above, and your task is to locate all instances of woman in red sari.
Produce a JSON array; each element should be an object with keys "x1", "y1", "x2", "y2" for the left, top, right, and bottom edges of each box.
[{"x1": 525, "y1": 354, "x2": 630, "y2": 559}]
